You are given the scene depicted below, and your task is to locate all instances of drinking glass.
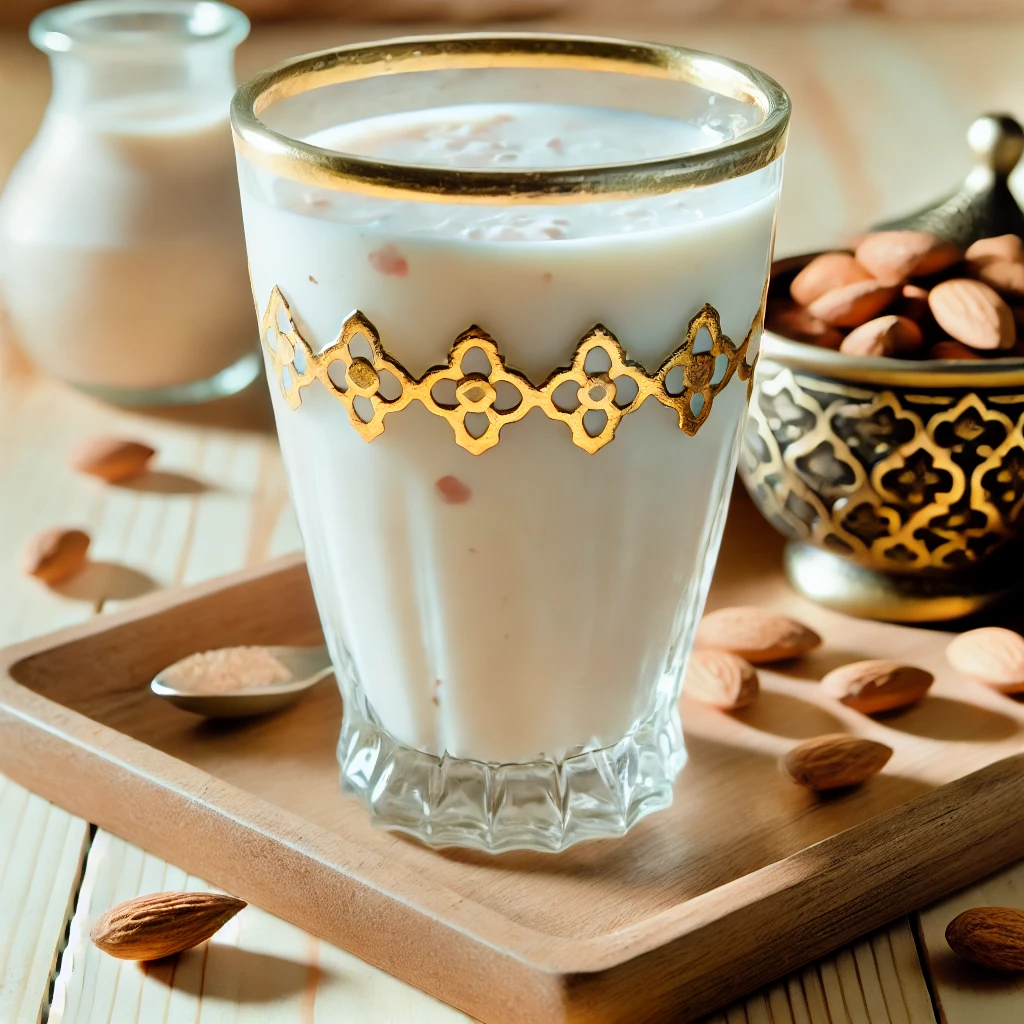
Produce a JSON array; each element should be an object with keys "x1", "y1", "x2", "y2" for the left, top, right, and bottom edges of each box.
[{"x1": 232, "y1": 34, "x2": 789, "y2": 852}]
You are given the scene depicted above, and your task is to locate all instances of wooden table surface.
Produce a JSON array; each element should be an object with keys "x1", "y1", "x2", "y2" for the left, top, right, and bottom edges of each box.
[{"x1": 4, "y1": 14, "x2": 1024, "y2": 1024}]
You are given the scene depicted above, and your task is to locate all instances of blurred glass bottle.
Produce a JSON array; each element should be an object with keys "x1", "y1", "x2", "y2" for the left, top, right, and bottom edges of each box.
[{"x1": 0, "y1": 0, "x2": 257, "y2": 406}]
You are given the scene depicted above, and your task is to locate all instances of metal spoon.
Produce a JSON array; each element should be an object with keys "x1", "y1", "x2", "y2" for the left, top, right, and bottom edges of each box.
[{"x1": 150, "y1": 644, "x2": 333, "y2": 718}]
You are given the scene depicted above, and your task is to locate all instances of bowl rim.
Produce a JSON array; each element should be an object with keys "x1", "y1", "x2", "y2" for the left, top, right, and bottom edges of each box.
[{"x1": 761, "y1": 330, "x2": 1024, "y2": 387}]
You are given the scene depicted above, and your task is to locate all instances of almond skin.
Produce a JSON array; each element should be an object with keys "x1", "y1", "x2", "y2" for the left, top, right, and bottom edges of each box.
[
  {"x1": 766, "y1": 300, "x2": 844, "y2": 348},
  {"x1": 91, "y1": 891, "x2": 246, "y2": 961},
  {"x1": 897, "y1": 283, "x2": 932, "y2": 321},
  {"x1": 965, "y1": 234, "x2": 1024, "y2": 265},
  {"x1": 789, "y1": 252, "x2": 873, "y2": 306},
  {"x1": 820, "y1": 659, "x2": 933, "y2": 714},
  {"x1": 854, "y1": 231, "x2": 962, "y2": 286},
  {"x1": 928, "y1": 279, "x2": 1015, "y2": 350},
  {"x1": 781, "y1": 734, "x2": 893, "y2": 791},
  {"x1": 929, "y1": 339, "x2": 984, "y2": 360},
  {"x1": 72, "y1": 437, "x2": 155, "y2": 483},
  {"x1": 807, "y1": 280, "x2": 899, "y2": 328},
  {"x1": 840, "y1": 315, "x2": 923, "y2": 357},
  {"x1": 974, "y1": 259, "x2": 1024, "y2": 300},
  {"x1": 694, "y1": 606, "x2": 821, "y2": 664},
  {"x1": 685, "y1": 649, "x2": 759, "y2": 710},
  {"x1": 946, "y1": 907, "x2": 1024, "y2": 971},
  {"x1": 947, "y1": 627, "x2": 1024, "y2": 692},
  {"x1": 20, "y1": 528, "x2": 90, "y2": 584}
]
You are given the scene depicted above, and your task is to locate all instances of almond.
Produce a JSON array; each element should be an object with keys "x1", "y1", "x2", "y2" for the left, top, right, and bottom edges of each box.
[
  {"x1": 780, "y1": 734, "x2": 893, "y2": 791},
  {"x1": 965, "y1": 234, "x2": 1024, "y2": 265},
  {"x1": 820, "y1": 659, "x2": 933, "y2": 714},
  {"x1": 854, "y1": 231, "x2": 962, "y2": 285},
  {"x1": 685, "y1": 649, "x2": 759, "y2": 710},
  {"x1": 694, "y1": 606, "x2": 821, "y2": 664},
  {"x1": 72, "y1": 437, "x2": 155, "y2": 483},
  {"x1": 974, "y1": 259, "x2": 1024, "y2": 300},
  {"x1": 807, "y1": 280, "x2": 899, "y2": 328},
  {"x1": 766, "y1": 300, "x2": 844, "y2": 348},
  {"x1": 897, "y1": 283, "x2": 932, "y2": 321},
  {"x1": 947, "y1": 627, "x2": 1024, "y2": 692},
  {"x1": 839, "y1": 315, "x2": 923, "y2": 357},
  {"x1": 928, "y1": 279, "x2": 1015, "y2": 350},
  {"x1": 789, "y1": 252, "x2": 873, "y2": 306},
  {"x1": 929, "y1": 339, "x2": 984, "y2": 360},
  {"x1": 946, "y1": 907, "x2": 1024, "y2": 971},
  {"x1": 91, "y1": 891, "x2": 246, "y2": 961},
  {"x1": 20, "y1": 528, "x2": 90, "y2": 584}
]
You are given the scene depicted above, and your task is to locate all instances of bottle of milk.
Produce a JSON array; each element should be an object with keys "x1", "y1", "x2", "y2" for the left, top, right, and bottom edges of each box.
[{"x1": 0, "y1": 0, "x2": 257, "y2": 406}]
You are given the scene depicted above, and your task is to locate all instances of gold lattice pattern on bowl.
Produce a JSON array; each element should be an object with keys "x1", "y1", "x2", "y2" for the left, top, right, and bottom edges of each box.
[
  {"x1": 258, "y1": 285, "x2": 765, "y2": 455},
  {"x1": 741, "y1": 366, "x2": 1024, "y2": 572}
]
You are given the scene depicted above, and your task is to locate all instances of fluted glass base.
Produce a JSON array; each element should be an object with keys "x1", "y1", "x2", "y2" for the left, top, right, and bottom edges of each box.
[{"x1": 337, "y1": 705, "x2": 686, "y2": 854}]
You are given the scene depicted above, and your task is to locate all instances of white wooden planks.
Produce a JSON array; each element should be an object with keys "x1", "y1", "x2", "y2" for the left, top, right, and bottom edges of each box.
[
  {"x1": 702, "y1": 920, "x2": 935, "y2": 1024},
  {"x1": 0, "y1": 776, "x2": 90, "y2": 1024},
  {"x1": 50, "y1": 830, "x2": 475, "y2": 1024},
  {"x1": 918, "y1": 863, "x2": 1024, "y2": 1024}
]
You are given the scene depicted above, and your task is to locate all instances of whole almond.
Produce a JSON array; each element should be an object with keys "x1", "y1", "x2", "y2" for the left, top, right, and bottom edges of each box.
[
  {"x1": 974, "y1": 259, "x2": 1024, "y2": 300},
  {"x1": 947, "y1": 627, "x2": 1024, "y2": 692},
  {"x1": 854, "y1": 231, "x2": 962, "y2": 285},
  {"x1": 91, "y1": 891, "x2": 246, "y2": 961},
  {"x1": 20, "y1": 528, "x2": 90, "y2": 584},
  {"x1": 966, "y1": 234, "x2": 1024, "y2": 265},
  {"x1": 820, "y1": 659, "x2": 933, "y2": 714},
  {"x1": 766, "y1": 300, "x2": 844, "y2": 348},
  {"x1": 840, "y1": 315, "x2": 923, "y2": 357},
  {"x1": 930, "y1": 339, "x2": 984, "y2": 360},
  {"x1": 781, "y1": 734, "x2": 893, "y2": 791},
  {"x1": 685, "y1": 649, "x2": 759, "y2": 710},
  {"x1": 807, "y1": 280, "x2": 899, "y2": 328},
  {"x1": 695, "y1": 606, "x2": 821, "y2": 664},
  {"x1": 72, "y1": 437, "x2": 155, "y2": 483},
  {"x1": 928, "y1": 279, "x2": 1015, "y2": 350},
  {"x1": 790, "y1": 252, "x2": 873, "y2": 306},
  {"x1": 946, "y1": 907, "x2": 1024, "y2": 971}
]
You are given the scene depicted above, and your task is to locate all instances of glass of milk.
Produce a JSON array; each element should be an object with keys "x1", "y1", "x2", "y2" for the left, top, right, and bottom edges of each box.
[
  {"x1": 0, "y1": 0, "x2": 257, "y2": 406},
  {"x1": 233, "y1": 35, "x2": 790, "y2": 852}
]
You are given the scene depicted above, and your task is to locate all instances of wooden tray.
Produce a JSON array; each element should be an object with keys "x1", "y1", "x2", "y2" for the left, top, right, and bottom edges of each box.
[{"x1": 4, "y1": 490, "x2": 1024, "y2": 1024}]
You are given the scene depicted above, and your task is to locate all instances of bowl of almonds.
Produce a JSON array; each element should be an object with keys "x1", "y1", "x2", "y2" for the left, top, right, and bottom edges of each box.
[{"x1": 740, "y1": 230, "x2": 1024, "y2": 623}]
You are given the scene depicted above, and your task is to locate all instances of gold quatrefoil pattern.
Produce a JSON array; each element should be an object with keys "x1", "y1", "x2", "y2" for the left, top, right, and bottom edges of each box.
[{"x1": 259, "y1": 285, "x2": 764, "y2": 455}]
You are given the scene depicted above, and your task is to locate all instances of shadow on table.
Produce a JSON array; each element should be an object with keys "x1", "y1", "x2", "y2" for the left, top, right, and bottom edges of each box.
[
  {"x1": 146, "y1": 944, "x2": 332, "y2": 1002},
  {"x1": 52, "y1": 561, "x2": 158, "y2": 607},
  {"x1": 132, "y1": 376, "x2": 277, "y2": 434}
]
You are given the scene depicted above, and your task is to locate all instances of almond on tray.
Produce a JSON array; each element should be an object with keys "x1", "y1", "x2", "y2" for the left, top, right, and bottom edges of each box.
[{"x1": 771, "y1": 230, "x2": 1024, "y2": 360}]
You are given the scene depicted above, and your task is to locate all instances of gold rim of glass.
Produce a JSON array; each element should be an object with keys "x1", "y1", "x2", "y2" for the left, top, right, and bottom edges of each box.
[{"x1": 230, "y1": 32, "x2": 791, "y2": 205}]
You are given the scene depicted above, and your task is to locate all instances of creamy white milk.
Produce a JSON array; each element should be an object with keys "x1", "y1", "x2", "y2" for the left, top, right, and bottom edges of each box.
[
  {"x1": 241, "y1": 102, "x2": 779, "y2": 765},
  {"x1": 0, "y1": 98, "x2": 253, "y2": 392}
]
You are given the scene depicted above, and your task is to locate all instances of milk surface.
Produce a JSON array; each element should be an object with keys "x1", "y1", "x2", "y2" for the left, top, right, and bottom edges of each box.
[{"x1": 241, "y1": 102, "x2": 779, "y2": 764}]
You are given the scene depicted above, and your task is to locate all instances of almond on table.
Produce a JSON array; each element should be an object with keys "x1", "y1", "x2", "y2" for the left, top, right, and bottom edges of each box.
[
  {"x1": 946, "y1": 627, "x2": 1024, "y2": 692},
  {"x1": 71, "y1": 436, "x2": 155, "y2": 483},
  {"x1": 780, "y1": 734, "x2": 893, "y2": 791},
  {"x1": 91, "y1": 891, "x2": 246, "y2": 961},
  {"x1": 685, "y1": 649, "x2": 759, "y2": 710},
  {"x1": 820, "y1": 659, "x2": 933, "y2": 714},
  {"x1": 694, "y1": 606, "x2": 821, "y2": 664},
  {"x1": 20, "y1": 528, "x2": 90, "y2": 584},
  {"x1": 946, "y1": 907, "x2": 1024, "y2": 972}
]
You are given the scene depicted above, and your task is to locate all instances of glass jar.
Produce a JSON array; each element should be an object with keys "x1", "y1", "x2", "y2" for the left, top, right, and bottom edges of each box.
[
  {"x1": 0, "y1": 0, "x2": 257, "y2": 406},
  {"x1": 233, "y1": 35, "x2": 789, "y2": 852}
]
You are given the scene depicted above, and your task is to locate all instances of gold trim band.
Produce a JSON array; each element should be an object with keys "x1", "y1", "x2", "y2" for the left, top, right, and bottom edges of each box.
[
  {"x1": 260, "y1": 286, "x2": 765, "y2": 454},
  {"x1": 231, "y1": 34, "x2": 790, "y2": 205}
]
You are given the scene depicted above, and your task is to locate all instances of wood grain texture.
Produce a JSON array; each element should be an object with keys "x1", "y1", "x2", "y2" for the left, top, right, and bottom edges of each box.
[
  {"x1": 51, "y1": 829, "x2": 473, "y2": 1024},
  {"x1": 702, "y1": 919, "x2": 935, "y2": 1023},
  {"x1": 0, "y1": 775, "x2": 90, "y2": 1024},
  {"x1": 917, "y1": 863, "x2": 1024, "y2": 1023},
  {"x1": 1, "y1": 495, "x2": 1021, "y2": 1023}
]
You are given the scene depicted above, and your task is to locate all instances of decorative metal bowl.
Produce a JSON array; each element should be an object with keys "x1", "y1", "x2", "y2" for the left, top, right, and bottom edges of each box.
[
  {"x1": 740, "y1": 287, "x2": 1024, "y2": 622},
  {"x1": 740, "y1": 113, "x2": 1024, "y2": 622}
]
